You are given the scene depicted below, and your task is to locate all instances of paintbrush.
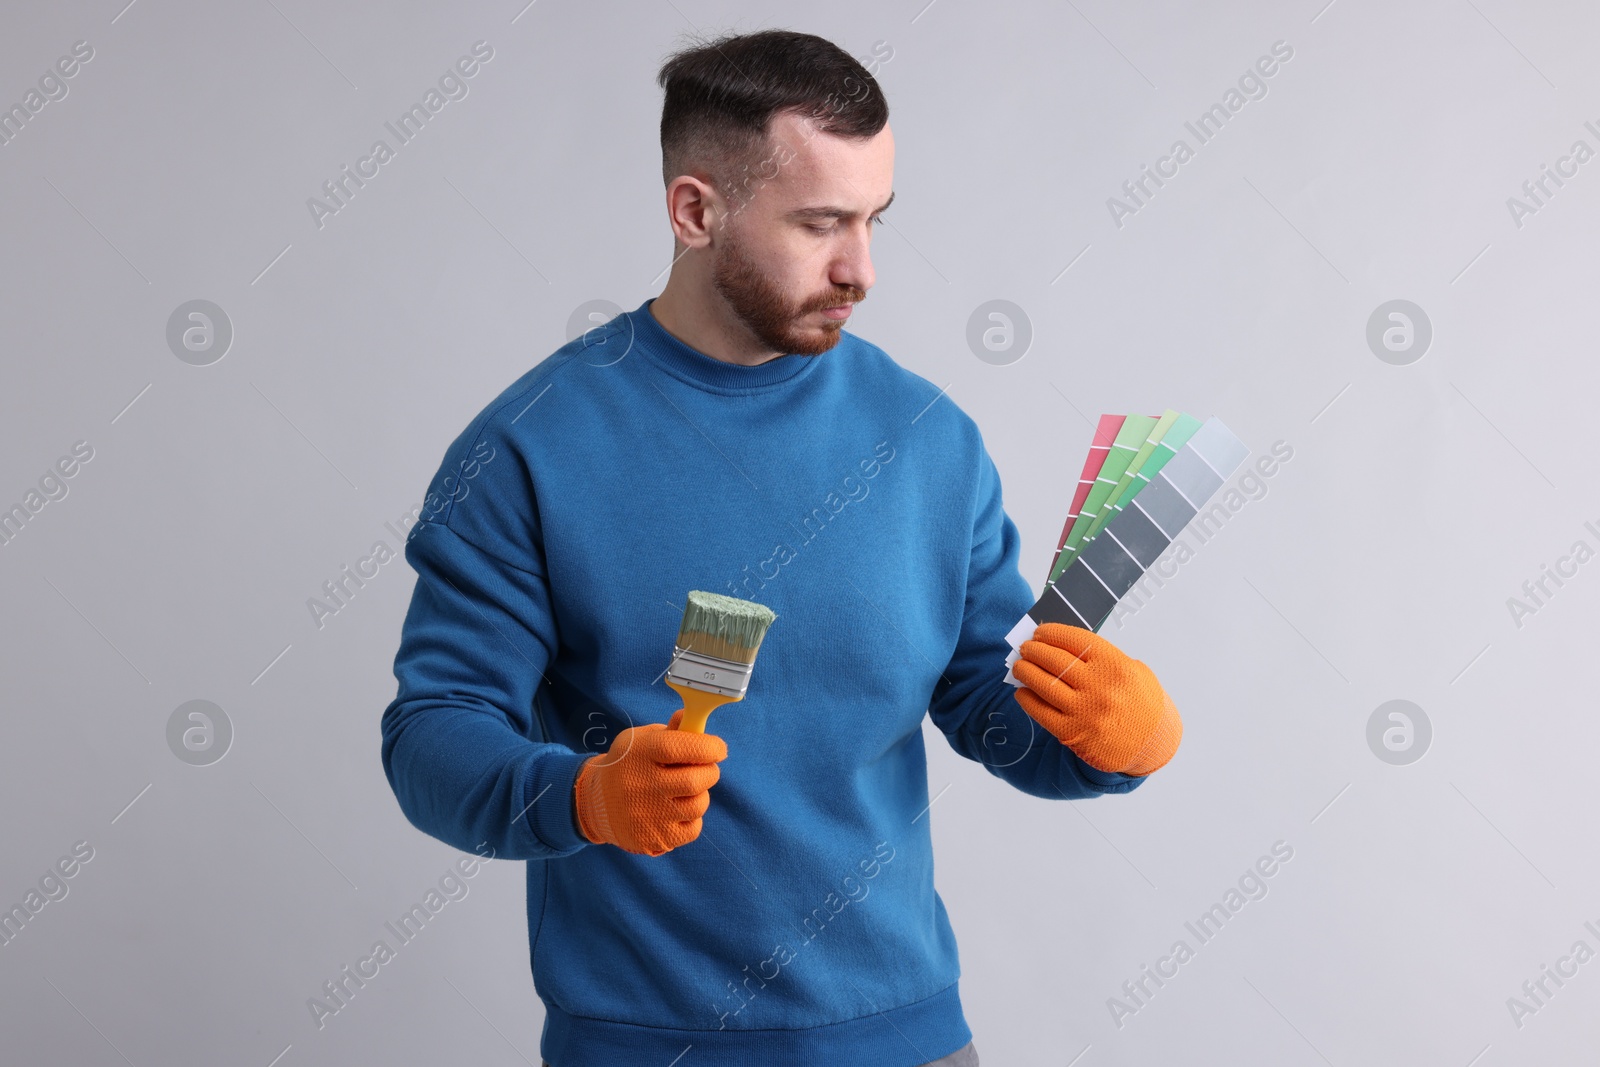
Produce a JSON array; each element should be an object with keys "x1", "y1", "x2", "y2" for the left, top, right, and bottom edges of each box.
[{"x1": 665, "y1": 591, "x2": 777, "y2": 733}]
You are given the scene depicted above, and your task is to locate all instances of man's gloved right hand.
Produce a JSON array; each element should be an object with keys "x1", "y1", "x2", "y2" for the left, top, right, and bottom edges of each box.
[{"x1": 573, "y1": 709, "x2": 728, "y2": 856}]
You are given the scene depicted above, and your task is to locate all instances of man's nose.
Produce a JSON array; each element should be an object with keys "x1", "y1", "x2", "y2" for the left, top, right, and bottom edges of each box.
[{"x1": 832, "y1": 228, "x2": 875, "y2": 295}]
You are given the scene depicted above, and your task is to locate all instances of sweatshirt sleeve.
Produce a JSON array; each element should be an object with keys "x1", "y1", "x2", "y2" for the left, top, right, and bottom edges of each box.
[
  {"x1": 926, "y1": 434, "x2": 1146, "y2": 800},
  {"x1": 380, "y1": 424, "x2": 592, "y2": 860}
]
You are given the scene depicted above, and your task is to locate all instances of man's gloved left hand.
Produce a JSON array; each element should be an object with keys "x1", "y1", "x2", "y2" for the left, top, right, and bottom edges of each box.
[{"x1": 1011, "y1": 623, "x2": 1182, "y2": 777}]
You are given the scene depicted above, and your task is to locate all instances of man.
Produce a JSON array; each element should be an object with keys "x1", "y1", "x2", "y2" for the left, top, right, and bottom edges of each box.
[{"x1": 380, "y1": 27, "x2": 1181, "y2": 1067}]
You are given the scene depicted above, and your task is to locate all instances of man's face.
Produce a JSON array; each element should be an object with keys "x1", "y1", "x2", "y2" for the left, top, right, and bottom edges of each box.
[{"x1": 709, "y1": 112, "x2": 894, "y2": 357}]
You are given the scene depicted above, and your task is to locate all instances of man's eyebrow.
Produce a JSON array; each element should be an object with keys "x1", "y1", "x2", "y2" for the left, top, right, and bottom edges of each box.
[{"x1": 785, "y1": 191, "x2": 895, "y2": 221}]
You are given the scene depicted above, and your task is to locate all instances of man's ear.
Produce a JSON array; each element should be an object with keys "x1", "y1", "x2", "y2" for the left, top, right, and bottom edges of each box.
[{"x1": 664, "y1": 175, "x2": 724, "y2": 249}]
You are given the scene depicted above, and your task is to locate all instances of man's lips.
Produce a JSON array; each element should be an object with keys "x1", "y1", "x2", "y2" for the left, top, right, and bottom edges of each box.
[{"x1": 819, "y1": 304, "x2": 853, "y2": 320}]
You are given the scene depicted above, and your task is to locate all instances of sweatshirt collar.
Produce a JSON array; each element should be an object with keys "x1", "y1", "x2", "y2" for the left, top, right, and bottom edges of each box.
[{"x1": 626, "y1": 297, "x2": 822, "y2": 393}]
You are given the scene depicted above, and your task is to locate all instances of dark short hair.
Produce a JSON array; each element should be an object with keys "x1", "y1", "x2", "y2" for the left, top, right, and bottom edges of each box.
[{"x1": 656, "y1": 29, "x2": 888, "y2": 198}]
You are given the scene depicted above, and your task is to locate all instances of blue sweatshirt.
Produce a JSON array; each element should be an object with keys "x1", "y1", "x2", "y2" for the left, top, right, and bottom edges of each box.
[{"x1": 380, "y1": 298, "x2": 1144, "y2": 1066}]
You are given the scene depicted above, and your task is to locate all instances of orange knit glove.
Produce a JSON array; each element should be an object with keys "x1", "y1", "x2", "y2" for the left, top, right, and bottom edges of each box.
[
  {"x1": 573, "y1": 708, "x2": 728, "y2": 856},
  {"x1": 1011, "y1": 623, "x2": 1182, "y2": 776}
]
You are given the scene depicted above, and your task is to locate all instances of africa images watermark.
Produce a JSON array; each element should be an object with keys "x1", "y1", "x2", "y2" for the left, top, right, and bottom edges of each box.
[
  {"x1": 1505, "y1": 917, "x2": 1600, "y2": 1030},
  {"x1": 1505, "y1": 118, "x2": 1600, "y2": 230},
  {"x1": 0, "y1": 39, "x2": 95, "y2": 150},
  {"x1": 305, "y1": 842, "x2": 496, "y2": 1029},
  {"x1": 0, "y1": 840, "x2": 96, "y2": 950},
  {"x1": 1107, "y1": 839, "x2": 1295, "y2": 1029},
  {"x1": 720, "y1": 440, "x2": 896, "y2": 601},
  {"x1": 0, "y1": 439, "x2": 96, "y2": 550},
  {"x1": 306, "y1": 41, "x2": 495, "y2": 230},
  {"x1": 307, "y1": 438, "x2": 495, "y2": 629},
  {"x1": 1109, "y1": 439, "x2": 1295, "y2": 628},
  {"x1": 1107, "y1": 39, "x2": 1295, "y2": 229},
  {"x1": 1504, "y1": 517, "x2": 1600, "y2": 630},
  {"x1": 707, "y1": 839, "x2": 897, "y2": 1029},
  {"x1": 713, "y1": 39, "x2": 893, "y2": 230}
]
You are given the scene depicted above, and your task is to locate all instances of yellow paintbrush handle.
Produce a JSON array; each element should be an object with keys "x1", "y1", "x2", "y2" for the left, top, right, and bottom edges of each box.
[{"x1": 667, "y1": 681, "x2": 736, "y2": 733}]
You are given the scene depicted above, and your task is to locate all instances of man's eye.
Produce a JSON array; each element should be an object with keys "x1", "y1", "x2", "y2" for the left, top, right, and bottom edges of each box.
[{"x1": 806, "y1": 217, "x2": 884, "y2": 234}]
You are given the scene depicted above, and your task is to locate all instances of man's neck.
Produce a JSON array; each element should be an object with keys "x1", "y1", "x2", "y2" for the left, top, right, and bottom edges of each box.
[{"x1": 649, "y1": 285, "x2": 784, "y2": 367}]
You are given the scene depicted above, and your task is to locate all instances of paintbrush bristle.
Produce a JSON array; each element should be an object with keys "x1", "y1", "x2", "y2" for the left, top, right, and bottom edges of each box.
[{"x1": 675, "y1": 590, "x2": 777, "y2": 665}]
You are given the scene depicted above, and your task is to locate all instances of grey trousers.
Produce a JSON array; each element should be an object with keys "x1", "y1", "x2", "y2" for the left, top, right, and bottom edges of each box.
[{"x1": 541, "y1": 1038, "x2": 978, "y2": 1066}]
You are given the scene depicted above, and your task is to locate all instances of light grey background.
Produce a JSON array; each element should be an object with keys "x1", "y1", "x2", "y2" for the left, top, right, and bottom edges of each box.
[{"x1": 2, "y1": 1, "x2": 1596, "y2": 1064}]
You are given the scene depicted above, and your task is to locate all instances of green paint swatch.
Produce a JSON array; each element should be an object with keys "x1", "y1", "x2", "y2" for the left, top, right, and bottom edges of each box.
[
  {"x1": 1079, "y1": 409, "x2": 1183, "y2": 545},
  {"x1": 1050, "y1": 413, "x2": 1157, "y2": 582},
  {"x1": 1084, "y1": 409, "x2": 1206, "y2": 552}
]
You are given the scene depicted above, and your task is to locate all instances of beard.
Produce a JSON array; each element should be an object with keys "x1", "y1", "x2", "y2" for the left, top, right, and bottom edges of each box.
[{"x1": 711, "y1": 225, "x2": 864, "y2": 357}]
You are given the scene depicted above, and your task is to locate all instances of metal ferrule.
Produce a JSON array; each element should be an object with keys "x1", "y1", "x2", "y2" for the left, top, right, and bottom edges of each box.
[{"x1": 665, "y1": 645, "x2": 753, "y2": 699}]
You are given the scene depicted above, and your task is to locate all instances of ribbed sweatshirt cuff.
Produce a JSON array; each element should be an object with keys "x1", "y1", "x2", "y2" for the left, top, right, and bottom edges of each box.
[
  {"x1": 526, "y1": 750, "x2": 593, "y2": 854},
  {"x1": 1081, "y1": 763, "x2": 1137, "y2": 785},
  {"x1": 1072, "y1": 750, "x2": 1139, "y2": 788}
]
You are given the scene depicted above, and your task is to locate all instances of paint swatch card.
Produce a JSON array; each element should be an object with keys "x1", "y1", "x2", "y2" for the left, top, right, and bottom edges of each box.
[
  {"x1": 1078, "y1": 409, "x2": 1184, "y2": 547},
  {"x1": 1004, "y1": 415, "x2": 1249, "y2": 686},
  {"x1": 1051, "y1": 414, "x2": 1159, "y2": 581},
  {"x1": 1046, "y1": 414, "x2": 1123, "y2": 581}
]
